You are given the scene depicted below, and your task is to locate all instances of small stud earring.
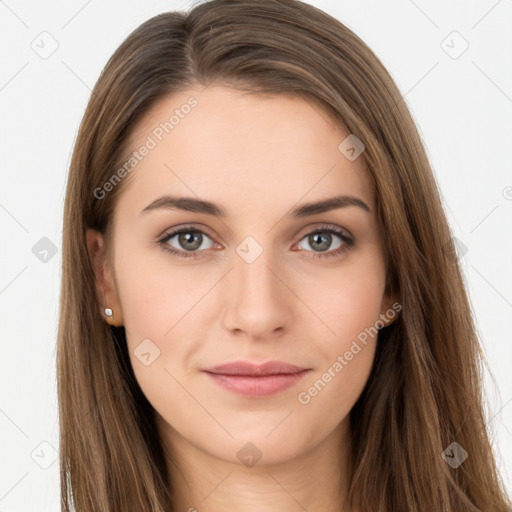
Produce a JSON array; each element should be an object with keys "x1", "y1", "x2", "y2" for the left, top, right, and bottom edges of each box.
[{"x1": 104, "y1": 308, "x2": 113, "y2": 318}]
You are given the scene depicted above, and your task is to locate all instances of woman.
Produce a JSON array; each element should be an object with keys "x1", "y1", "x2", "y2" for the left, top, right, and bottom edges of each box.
[{"x1": 57, "y1": 0, "x2": 512, "y2": 510}]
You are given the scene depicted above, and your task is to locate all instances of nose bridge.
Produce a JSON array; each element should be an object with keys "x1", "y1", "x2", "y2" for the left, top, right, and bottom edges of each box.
[
  {"x1": 222, "y1": 235, "x2": 292, "y2": 337},
  {"x1": 236, "y1": 240, "x2": 278, "y2": 297}
]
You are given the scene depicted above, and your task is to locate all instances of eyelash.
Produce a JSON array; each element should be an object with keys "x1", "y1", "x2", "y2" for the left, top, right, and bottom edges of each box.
[{"x1": 157, "y1": 224, "x2": 355, "y2": 260}]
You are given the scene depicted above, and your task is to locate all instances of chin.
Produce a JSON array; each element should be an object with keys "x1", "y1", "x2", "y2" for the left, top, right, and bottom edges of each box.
[{"x1": 199, "y1": 424, "x2": 316, "y2": 468}]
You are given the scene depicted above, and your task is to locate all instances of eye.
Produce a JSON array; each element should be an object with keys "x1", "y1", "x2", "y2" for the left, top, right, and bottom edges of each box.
[
  {"x1": 295, "y1": 224, "x2": 354, "y2": 259},
  {"x1": 158, "y1": 225, "x2": 216, "y2": 259}
]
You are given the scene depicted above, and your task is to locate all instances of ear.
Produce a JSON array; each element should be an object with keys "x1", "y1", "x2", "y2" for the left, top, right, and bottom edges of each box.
[
  {"x1": 86, "y1": 229, "x2": 124, "y2": 327},
  {"x1": 379, "y1": 288, "x2": 401, "y2": 328}
]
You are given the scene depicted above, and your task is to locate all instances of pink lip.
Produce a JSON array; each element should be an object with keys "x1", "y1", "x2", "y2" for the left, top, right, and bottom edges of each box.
[{"x1": 202, "y1": 361, "x2": 310, "y2": 397}]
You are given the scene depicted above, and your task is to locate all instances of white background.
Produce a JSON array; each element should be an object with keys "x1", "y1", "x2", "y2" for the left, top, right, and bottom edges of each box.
[{"x1": 0, "y1": 0, "x2": 511, "y2": 510}]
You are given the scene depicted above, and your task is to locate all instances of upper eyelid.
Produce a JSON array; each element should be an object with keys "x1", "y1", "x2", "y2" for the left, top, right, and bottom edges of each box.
[{"x1": 159, "y1": 224, "x2": 217, "y2": 243}]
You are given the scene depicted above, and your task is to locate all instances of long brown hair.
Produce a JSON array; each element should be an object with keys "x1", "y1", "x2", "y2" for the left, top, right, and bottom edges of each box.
[{"x1": 57, "y1": 0, "x2": 512, "y2": 510}]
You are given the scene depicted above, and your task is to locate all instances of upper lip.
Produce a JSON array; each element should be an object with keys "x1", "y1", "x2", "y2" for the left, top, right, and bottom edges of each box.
[{"x1": 202, "y1": 361, "x2": 309, "y2": 376}]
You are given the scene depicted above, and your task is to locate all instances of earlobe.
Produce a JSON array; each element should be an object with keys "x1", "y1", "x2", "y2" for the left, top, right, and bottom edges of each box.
[
  {"x1": 379, "y1": 292, "x2": 402, "y2": 328},
  {"x1": 86, "y1": 229, "x2": 124, "y2": 327}
]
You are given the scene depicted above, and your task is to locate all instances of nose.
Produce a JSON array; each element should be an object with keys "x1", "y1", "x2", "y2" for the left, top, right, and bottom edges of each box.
[{"x1": 221, "y1": 244, "x2": 294, "y2": 341}]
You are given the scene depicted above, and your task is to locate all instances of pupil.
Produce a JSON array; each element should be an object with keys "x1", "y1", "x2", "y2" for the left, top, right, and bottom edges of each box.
[
  {"x1": 311, "y1": 232, "x2": 331, "y2": 251},
  {"x1": 180, "y1": 231, "x2": 201, "y2": 250}
]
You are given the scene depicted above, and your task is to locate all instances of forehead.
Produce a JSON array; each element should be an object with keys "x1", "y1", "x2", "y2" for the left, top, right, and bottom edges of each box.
[{"x1": 117, "y1": 84, "x2": 374, "y2": 218}]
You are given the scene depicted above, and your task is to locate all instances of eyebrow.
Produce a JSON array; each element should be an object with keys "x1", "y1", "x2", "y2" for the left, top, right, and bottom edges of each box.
[{"x1": 140, "y1": 194, "x2": 370, "y2": 218}]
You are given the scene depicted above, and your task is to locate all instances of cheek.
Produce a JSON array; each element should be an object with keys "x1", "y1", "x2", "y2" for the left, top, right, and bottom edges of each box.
[
  {"x1": 293, "y1": 251, "x2": 385, "y2": 416},
  {"x1": 309, "y1": 251, "x2": 387, "y2": 353},
  {"x1": 113, "y1": 249, "x2": 216, "y2": 406},
  {"x1": 115, "y1": 246, "x2": 207, "y2": 342},
  {"x1": 116, "y1": 260, "x2": 193, "y2": 424}
]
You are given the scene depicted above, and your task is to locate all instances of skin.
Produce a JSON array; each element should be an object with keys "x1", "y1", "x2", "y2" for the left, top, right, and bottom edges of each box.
[{"x1": 87, "y1": 84, "x2": 398, "y2": 512}]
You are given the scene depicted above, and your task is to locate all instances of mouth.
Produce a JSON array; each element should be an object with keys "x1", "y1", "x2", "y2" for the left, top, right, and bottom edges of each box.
[{"x1": 201, "y1": 360, "x2": 311, "y2": 397}]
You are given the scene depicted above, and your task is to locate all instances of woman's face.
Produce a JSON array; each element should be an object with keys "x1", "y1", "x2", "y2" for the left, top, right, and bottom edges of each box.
[{"x1": 88, "y1": 84, "x2": 396, "y2": 466}]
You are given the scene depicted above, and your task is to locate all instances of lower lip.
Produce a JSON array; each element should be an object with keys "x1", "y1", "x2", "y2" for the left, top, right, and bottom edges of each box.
[{"x1": 203, "y1": 370, "x2": 310, "y2": 397}]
